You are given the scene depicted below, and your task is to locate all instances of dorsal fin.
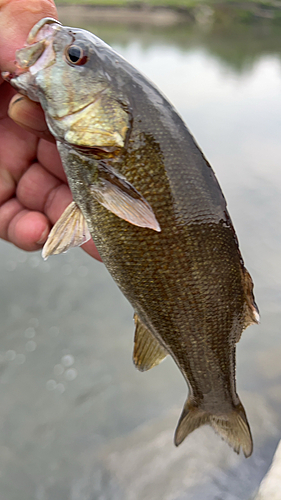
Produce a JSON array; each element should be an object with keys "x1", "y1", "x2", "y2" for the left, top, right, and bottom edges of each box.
[
  {"x1": 133, "y1": 313, "x2": 168, "y2": 372},
  {"x1": 243, "y1": 268, "x2": 259, "y2": 327},
  {"x1": 236, "y1": 268, "x2": 259, "y2": 342}
]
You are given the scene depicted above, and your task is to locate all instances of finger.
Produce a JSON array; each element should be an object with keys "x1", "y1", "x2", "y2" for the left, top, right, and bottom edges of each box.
[
  {"x1": 8, "y1": 94, "x2": 55, "y2": 143},
  {"x1": 44, "y1": 183, "x2": 73, "y2": 225},
  {"x1": 0, "y1": 166, "x2": 16, "y2": 206},
  {"x1": 17, "y1": 164, "x2": 102, "y2": 260},
  {"x1": 0, "y1": 84, "x2": 38, "y2": 195},
  {"x1": 0, "y1": 116, "x2": 38, "y2": 188},
  {"x1": 8, "y1": 209, "x2": 50, "y2": 250},
  {"x1": 13, "y1": 162, "x2": 102, "y2": 259},
  {"x1": 81, "y1": 239, "x2": 102, "y2": 262},
  {"x1": 0, "y1": 197, "x2": 49, "y2": 249},
  {"x1": 37, "y1": 139, "x2": 67, "y2": 182},
  {"x1": 0, "y1": 0, "x2": 58, "y2": 71},
  {"x1": 16, "y1": 162, "x2": 71, "y2": 220},
  {"x1": 16, "y1": 161, "x2": 62, "y2": 211},
  {"x1": 0, "y1": 80, "x2": 15, "y2": 118},
  {"x1": 0, "y1": 197, "x2": 23, "y2": 240},
  {"x1": 16, "y1": 160, "x2": 72, "y2": 225}
]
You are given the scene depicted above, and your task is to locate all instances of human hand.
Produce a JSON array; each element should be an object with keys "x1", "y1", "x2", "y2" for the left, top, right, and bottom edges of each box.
[{"x1": 0, "y1": 0, "x2": 101, "y2": 260}]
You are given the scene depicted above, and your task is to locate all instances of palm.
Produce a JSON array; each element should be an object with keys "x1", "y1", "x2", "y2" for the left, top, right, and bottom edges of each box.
[
  {"x1": 0, "y1": 78, "x2": 100, "y2": 260},
  {"x1": 0, "y1": 1, "x2": 100, "y2": 260}
]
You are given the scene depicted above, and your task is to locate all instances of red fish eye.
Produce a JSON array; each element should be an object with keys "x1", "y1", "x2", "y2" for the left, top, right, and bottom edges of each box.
[{"x1": 66, "y1": 45, "x2": 88, "y2": 66}]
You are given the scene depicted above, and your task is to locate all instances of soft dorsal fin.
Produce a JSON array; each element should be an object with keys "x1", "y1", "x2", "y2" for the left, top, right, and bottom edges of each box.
[
  {"x1": 133, "y1": 313, "x2": 168, "y2": 372},
  {"x1": 236, "y1": 268, "x2": 259, "y2": 342},
  {"x1": 243, "y1": 268, "x2": 259, "y2": 327},
  {"x1": 42, "y1": 201, "x2": 91, "y2": 260}
]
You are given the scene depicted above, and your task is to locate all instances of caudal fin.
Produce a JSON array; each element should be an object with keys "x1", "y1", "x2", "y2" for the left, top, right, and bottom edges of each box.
[{"x1": 174, "y1": 397, "x2": 253, "y2": 458}]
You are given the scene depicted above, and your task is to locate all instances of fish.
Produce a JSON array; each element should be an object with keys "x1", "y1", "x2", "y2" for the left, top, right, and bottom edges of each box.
[{"x1": 3, "y1": 17, "x2": 259, "y2": 457}]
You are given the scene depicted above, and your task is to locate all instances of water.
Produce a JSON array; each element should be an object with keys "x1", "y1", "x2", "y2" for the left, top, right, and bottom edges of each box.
[{"x1": 1, "y1": 20, "x2": 281, "y2": 500}]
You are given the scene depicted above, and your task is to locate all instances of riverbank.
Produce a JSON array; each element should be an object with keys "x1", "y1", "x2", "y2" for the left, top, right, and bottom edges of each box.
[{"x1": 57, "y1": 1, "x2": 281, "y2": 26}]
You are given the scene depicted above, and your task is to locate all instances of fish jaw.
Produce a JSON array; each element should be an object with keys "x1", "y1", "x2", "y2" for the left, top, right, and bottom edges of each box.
[{"x1": 3, "y1": 18, "x2": 115, "y2": 127}]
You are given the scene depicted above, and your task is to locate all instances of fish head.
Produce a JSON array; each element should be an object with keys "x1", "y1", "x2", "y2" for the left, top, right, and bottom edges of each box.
[
  {"x1": 4, "y1": 18, "x2": 130, "y2": 150},
  {"x1": 3, "y1": 19, "x2": 161, "y2": 233}
]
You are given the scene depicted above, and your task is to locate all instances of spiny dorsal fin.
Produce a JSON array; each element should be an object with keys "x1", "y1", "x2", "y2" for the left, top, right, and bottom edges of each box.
[
  {"x1": 42, "y1": 201, "x2": 91, "y2": 260},
  {"x1": 133, "y1": 313, "x2": 168, "y2": 372}
]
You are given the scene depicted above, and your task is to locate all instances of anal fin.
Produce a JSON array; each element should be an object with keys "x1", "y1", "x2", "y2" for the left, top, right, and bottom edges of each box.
[
  {"x1": 42, "y1": 201, "x2": 91, "y2": 260},
  {"x1": 133, "y1": 313, "x2": 168, "y2": 372}
]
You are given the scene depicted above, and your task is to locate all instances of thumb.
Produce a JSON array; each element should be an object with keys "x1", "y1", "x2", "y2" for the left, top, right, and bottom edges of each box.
[
  {"x1": 0, "y1": 0, "x2": 58, "y2": 72},
  {"x1": 8, "y1": 93, "x2": 56, "y2": 142}
]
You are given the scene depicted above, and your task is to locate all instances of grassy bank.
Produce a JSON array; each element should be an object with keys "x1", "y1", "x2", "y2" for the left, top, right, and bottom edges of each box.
[
  {"x1": 56, "y1": 0, "x2": 280, "y2": 6},
  {"x1": 56, "y1": 0, "x2": 281, "y2": 25}
]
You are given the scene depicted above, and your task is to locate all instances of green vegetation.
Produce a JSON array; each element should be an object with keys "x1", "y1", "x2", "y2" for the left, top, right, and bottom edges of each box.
[
  {"x1": 56, "y1": 0, "x2": 281, "y2": 25},
  {"x1": 57, "y1": 0, "x2": 129, "y2": 5},
  {"x1": 57, "y1": 3, "x2": 281, "y2": 72},
  {"x1": 56, "y1": 0, "x2": 200, "y2": 7},
  {"x1": 56, "y1": 0, "x2": 281, "y2": 6}
]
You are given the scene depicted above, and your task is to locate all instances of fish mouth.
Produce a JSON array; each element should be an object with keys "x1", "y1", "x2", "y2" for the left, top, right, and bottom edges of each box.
[{"x1": 2, "y1": 18, "x2": 61, "y2": 84}]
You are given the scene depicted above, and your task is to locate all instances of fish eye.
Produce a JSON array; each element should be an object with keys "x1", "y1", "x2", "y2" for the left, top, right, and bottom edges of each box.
[{"x1": 65, "y1": 44, "x2": 88, "y2": 66}]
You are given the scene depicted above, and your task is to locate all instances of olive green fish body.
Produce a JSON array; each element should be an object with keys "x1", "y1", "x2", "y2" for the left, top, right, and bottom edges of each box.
[
  {"x1": 6, "y1": 18, "x2": 259, "y2": 457},
  {"x1": 58, "y1": 85, "x2": 253, "y2": 453}
]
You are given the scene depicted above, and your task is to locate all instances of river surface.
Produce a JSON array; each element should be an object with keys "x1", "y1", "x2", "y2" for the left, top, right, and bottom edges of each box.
[{"x1": 1, "y1": 19, "x2": 281, "y2": 500}]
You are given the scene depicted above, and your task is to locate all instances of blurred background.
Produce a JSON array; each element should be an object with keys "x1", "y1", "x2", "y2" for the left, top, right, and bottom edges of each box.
[{"x1": 1, "y1": 2, "x2": 281, "y2": 499}]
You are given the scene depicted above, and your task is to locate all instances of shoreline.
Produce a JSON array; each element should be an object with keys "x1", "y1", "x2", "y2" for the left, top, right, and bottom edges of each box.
[
  {"x1": 57, "y1": 5, "x2": 192, "y2": 26},
  {"x1": 57, "y1": 3, "x2": 281, "y2": 26}
]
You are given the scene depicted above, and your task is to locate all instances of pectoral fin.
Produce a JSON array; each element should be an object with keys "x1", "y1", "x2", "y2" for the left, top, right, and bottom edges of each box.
[
  {"x1": 133, "y1": 313, "x2": 168, "y2": 371},
  {"x1": 91, "y1": 163, "x2": 161, "y2": 232},
  {"x1": 42, "y1": 202, "x2": 91, "y2": 260}
]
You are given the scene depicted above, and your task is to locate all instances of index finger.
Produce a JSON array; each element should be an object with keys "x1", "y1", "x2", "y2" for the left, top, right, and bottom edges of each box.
[{"x1": 0, "y1": 0, "x2": 58, "y2": 72}]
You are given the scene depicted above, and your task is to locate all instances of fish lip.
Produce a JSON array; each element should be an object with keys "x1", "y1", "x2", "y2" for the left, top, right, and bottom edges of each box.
[
  {"x1": 26, "y1": 17, "x2": 61, "y2": 45},
  {"x1": 1, "y1": 18, "x2": 61, "y2": 83},
  {"x1": 1, "y1": 71, "x2": 13, "y2": 83}
]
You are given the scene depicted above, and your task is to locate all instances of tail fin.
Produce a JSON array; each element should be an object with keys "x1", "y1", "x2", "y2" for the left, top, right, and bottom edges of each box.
[{"x1": 174, "y1": 397, "x2": 253, "y2": 458}]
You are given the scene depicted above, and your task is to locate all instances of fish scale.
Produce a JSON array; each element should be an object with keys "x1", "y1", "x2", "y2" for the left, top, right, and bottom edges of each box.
[{"x1": 4, "y1": 17, "x2": 259, "y2": 457}]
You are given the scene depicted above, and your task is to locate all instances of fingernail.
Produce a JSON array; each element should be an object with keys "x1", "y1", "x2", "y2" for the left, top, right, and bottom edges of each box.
[
  {"x1": 11, "y1": 96, "x2": 25, "y2": 105},
  {"x1": 36, "y1": 226, "x2": 50, "y2": 245}
]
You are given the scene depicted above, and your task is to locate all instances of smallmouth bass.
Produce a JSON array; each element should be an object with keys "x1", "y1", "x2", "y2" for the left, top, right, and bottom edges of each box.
[{"x1": 3, "y1": 18, "x2": 259, "y2": 457}]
